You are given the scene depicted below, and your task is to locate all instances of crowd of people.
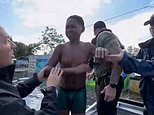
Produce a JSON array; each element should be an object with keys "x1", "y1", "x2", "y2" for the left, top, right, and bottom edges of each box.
[{"x1": 0, "y1": 13, "x2": 154, "y2": 115}]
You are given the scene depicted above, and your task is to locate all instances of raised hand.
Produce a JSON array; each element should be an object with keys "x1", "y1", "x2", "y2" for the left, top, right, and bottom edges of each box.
[{"x1": 46, "y1": 67, "x2": 63, "y2": 87}]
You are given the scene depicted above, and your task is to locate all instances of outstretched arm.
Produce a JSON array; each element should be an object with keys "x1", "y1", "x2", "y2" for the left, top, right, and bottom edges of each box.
[
  {"x1": 119, "y1": 52, "x2": 154, "y2": 77},
  {"x1": 105, "y1": 50, "x2": 154, "y2": 77},
  {"x1": 44, "y1": 44, "x2": 62, "y2": 77}
]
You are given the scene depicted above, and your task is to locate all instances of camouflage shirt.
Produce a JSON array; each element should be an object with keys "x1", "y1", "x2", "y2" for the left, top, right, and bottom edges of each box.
[{"x1": 94, "y1": 30, "x2": 123, "y2": 79}]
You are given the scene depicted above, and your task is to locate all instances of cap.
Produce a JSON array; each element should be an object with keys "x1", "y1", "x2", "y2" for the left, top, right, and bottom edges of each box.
[
  {"x1": 94, "y1": 21, "x2": 106, "y2": 31},
  {"x1": 144, "y1": 14, "x2": 154, "y2": 26}
]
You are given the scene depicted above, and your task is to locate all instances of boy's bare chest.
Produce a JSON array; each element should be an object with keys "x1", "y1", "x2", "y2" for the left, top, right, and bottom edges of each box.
[{"x1": 61, "y1": 47, "x2": 90, "y2": 66}]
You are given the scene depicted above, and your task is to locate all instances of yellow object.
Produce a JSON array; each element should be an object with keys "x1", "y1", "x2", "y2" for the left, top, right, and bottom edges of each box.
[{"x1": 129, "y1": 79, "x2": 140, "y2": 94}]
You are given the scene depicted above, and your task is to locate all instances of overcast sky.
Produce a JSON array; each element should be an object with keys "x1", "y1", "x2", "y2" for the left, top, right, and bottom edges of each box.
[{"x1": 0, "y1": 0, "x2": 154, "y2": 54}]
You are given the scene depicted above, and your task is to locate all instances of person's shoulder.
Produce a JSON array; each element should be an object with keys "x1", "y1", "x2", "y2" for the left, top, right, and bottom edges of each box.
[
  {"x1": 102, "y1": 30, "x2": 112, "y2": 34},
  {"x1": 98, "y1": 30, "x2": 115, "y2": 39},
  {"x1": 98, "y1": 31, "x2": 118, "y2": 43},
  {"x1": 55, "y1": 44, "x2": 62, "y2": 49},
  {"x1": 80, "y1": 41, "x2": 94, "y2": 49},
  {"x1": 138, "y1": 38, "x2": 154, "y2": 48},
  {"x1": 96, "y1": 30, "x2": 121, "y2": 47},
  {"x1": 81, "y1": 42, "x2": 95, "y2": 54},
  {"x1": 103, "y1": 31, "x2": 117, "y2": 37},
  {"x1": 56, "y1": 42, "x2": 69, "y2": 48},
  {"x1": 82, "y1": 41, "x2": 93, "y2": 46},
  {"x1": 55, "y1": 43, "x2": 67, "y2": 52}
]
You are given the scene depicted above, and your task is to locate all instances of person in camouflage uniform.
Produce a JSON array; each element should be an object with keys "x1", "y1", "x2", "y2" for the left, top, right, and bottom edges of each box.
[{"x1": 92, "y1": 21, "x2": 124, "y2": 115}]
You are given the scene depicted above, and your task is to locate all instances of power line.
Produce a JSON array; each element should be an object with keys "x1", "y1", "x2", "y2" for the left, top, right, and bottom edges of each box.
[{"x1": 86, "y1": 5, "x2": 154, "y2": 28}]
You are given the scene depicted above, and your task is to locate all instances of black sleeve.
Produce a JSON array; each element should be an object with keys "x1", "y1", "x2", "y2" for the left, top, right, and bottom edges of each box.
[
  {"x1": 38, "y1": 86, "x2": 58, "y2": 114},
  {"x1": 0, "y1": 86, "x2": 58, "y2": 115},
  {"x1": 16, "y1": 73, "x2": 42, "y2": 98},
  {"x1": 30, "y1": 86, "x2": 58, "y2": 115}
]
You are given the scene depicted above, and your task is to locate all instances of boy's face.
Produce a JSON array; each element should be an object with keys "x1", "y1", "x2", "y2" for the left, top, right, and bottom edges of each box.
[{"x1": 65, "y1": 18, "x2": 83, "y2": 41}]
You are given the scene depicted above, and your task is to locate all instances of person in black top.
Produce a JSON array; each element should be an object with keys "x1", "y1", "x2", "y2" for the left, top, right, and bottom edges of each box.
[{"x1": 0, "y1": 25, "x2": 63, "y2": 115}]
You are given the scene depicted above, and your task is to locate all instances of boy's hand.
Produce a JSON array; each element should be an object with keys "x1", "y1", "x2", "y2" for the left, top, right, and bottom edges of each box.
[{"x1": 38, "y1": 66, "x2": 48, "y2": 81}]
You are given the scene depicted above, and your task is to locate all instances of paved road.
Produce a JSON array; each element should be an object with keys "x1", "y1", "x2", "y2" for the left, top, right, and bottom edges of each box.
[
  {"x1": 86, "y1": 102, "x2": 143, "y2": 115},
  {"x1": 86, "y1": 108, "x2": 142, "y2": 115}
]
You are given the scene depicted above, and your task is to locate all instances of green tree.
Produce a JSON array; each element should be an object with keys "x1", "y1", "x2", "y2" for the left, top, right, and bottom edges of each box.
[
  {"x1": 26, "y1": 43, "x2": 41, "y2": 55},
  {"x1": 14, "y1": 26, "x2": 64, "y2": 57},
  {"x1": 14, "y1": 42, "x2": 41, "y2": 58},
  {"x1": 40, "y1": 26, "x2": 65, "y2": 50},
  {"x1": 14, "y1": 42, "x2": 28, "y2": 58}
]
